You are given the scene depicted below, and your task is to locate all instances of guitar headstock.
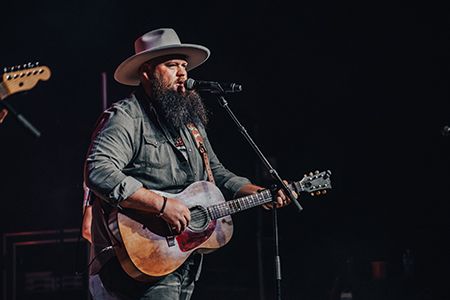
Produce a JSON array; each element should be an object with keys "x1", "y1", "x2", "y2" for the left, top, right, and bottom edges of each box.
[
  {"x1": 296, "y1": 170, "x2": 332, "y2": 196},
  {"x1": 1, "y1": 62, "x2": 51, "y2": 97}
]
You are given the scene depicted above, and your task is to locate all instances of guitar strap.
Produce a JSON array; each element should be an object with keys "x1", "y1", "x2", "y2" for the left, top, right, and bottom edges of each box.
[{"x1": 186, "y1": 123, "x2": 215, "y2": 184}]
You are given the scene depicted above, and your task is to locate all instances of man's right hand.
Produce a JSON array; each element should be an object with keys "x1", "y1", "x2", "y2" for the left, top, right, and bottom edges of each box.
[
  {"x1": 120, "y1": 187, "x2": 191, "y2": 235},
  {"x1": 161, "y1": 197, "x2": 191, "y2": 234}
]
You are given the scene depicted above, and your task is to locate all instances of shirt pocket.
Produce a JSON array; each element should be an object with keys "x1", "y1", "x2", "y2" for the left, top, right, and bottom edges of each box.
[{"x1": 139, "y1": 134, "x2": 172, "y2": 169}]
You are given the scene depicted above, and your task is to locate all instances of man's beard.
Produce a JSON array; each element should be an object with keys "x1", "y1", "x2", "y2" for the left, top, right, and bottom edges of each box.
[{"x1": 150, "y1": 81, "x2": 209, "y2": 130}]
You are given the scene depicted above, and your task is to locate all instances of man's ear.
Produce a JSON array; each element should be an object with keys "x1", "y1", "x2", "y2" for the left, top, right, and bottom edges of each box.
[
  {"x1": 139, "y1": 63, "x2": 150, "y2": 81},
  {"x1": 140, "y1": 67, "x2": 151, "y2": 83}
]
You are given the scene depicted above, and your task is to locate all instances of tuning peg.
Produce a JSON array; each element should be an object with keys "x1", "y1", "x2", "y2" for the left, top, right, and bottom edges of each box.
[
  {"x1": 315, "y1": 170, "x2": 319, "y2": 174},
  {"x1": 309, "y1": 172, "x2": 313, "y2": 176},
  {"x1": 322, "y1": 190, "x2": 327, "y2": 194},
  {"x1": 310, "y1": 192, "x2": 315, "y2": 196}
]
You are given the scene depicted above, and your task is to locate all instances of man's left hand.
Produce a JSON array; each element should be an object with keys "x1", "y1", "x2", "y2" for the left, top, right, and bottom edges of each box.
[{"x1": 262, "y1": 180, "x2": 297, "y2": 210}]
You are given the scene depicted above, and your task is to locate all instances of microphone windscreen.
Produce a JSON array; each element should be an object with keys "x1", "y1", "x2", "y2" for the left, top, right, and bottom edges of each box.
[{"x1": 185, "y1": 78, "x2": 195, "y2": 90}]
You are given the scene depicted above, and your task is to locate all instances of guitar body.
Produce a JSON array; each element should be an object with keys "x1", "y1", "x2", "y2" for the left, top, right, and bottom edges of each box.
[{"x1": 108, "y1": 181, "x2": 233, "y2": 282}]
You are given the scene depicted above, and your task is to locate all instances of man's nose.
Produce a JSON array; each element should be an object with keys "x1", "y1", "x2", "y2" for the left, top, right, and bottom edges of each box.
[{"x1": 177, "y1": 67, "x2": 187, "y2": 77}]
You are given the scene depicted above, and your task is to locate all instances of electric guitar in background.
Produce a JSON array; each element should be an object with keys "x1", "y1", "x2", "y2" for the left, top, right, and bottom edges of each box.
[
  {"x1": 0, "y1": 63, "x2": 51, "y2": 123},
  {"x1": 0, "y1": 108, "x2": 8, "y2": 123},
  {"x1": 108, "y1": 170, "x2": 332, "y2": 282}
]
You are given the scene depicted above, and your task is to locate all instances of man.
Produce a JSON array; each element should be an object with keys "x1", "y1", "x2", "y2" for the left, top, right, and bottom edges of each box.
[{"x1": 84, "y1": 28, "x2": 292, "y2": 300}]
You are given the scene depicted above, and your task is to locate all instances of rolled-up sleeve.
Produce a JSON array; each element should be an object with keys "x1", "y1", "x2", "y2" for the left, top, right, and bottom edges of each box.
[{"x1": 84, "y1": 107, "x2": 143, "y2": 205}]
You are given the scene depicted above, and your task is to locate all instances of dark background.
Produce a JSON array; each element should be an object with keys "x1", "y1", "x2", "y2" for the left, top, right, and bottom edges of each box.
[{"x1": 1, "y1": 1, "x2": 449, "y2": 299}]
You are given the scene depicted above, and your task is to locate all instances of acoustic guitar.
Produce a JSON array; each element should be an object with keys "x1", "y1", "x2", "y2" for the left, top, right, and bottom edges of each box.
[{"x1": 108, "y1": 170, "x2": 332, "y2": 281}]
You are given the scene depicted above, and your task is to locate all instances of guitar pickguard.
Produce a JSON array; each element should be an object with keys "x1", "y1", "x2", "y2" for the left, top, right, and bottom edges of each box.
[{"x1": 176, "y1": 220, "x2": 217, "y2": 252}]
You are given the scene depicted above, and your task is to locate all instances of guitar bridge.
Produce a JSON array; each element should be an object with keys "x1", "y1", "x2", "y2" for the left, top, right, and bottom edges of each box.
[{"x1": 166, "y1": 236, "x2": 175, "y2": 247}]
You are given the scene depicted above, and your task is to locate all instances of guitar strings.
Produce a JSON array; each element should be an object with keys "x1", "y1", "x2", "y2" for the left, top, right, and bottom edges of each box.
[
  {"x1": 190, "y1": 194, "x2": 266, "y2": 220},
  {"x1": 190, "y1": 210, "x2": 208, "y2": 219}
]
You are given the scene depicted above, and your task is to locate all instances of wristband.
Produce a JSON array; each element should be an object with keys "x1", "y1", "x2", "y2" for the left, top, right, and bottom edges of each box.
[{"x1": 157, "y1": 196, "x2": 168, "y2": 217}]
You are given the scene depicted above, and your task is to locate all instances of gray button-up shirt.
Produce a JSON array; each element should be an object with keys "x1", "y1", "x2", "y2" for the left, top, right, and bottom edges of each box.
[{"x1": 84, "y1": 88, "x2": 251, "y2": 274}]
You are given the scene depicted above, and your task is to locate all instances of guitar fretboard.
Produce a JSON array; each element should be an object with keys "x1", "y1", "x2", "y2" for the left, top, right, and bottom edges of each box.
[
  {"x1": 205, "y1": 170, "x2": 330, "y2": 220},
  {"x1": 207, "y1": 189, "x2": 273, "y2": 220}
]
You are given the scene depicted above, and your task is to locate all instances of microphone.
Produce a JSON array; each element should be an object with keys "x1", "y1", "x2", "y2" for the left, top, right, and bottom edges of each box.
[{"x1": 184, "y1": 78, "x2": 242, "y2": 93}]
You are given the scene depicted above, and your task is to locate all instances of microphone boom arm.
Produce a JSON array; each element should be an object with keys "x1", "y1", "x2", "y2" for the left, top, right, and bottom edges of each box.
[{"x1": 215, "y1": 92, "x2": 303, "y2": 212}]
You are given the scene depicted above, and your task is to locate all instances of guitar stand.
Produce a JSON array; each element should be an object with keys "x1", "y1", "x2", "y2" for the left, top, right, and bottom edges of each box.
[
  {"x1": 211, "y1": 86, "x2": 303, "y2": 300},
  {"x1": 0, "y1": 100, "x2": 41, "y2": 137}
]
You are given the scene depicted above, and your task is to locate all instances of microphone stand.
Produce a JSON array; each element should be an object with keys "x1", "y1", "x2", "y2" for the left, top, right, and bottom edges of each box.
[
  {"x1": 212, "y1": 86, "x2": 302, "y2": 300},
  {"x1": 0, "y1": 100, "x2": 41, "y2": 138}
]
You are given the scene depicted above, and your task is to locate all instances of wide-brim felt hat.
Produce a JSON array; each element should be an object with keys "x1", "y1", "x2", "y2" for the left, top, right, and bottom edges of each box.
[{"x1": 114, "y1": 28, "x2": 210, "y2": 86}]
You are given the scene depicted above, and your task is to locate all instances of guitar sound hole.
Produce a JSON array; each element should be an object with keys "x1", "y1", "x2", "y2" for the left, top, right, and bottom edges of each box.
[{"x1": 188, "y1": 206, "x2": 209, "y2": 232}]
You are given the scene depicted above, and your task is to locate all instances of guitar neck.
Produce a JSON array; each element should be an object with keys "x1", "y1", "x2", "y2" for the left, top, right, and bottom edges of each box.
[
  {"x1": 207, "y1": 182, "x2": 302, "y2": 220},
  {"x1": 0, "y1": 82, "x2": 8, "y2": 100}
]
